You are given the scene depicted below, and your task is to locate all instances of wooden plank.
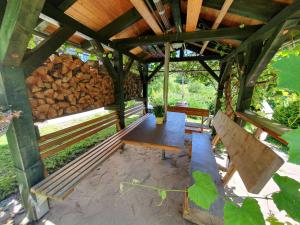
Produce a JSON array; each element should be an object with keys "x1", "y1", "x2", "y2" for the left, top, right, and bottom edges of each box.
[
  {"x1": 41, "y1": 120, "x2": 119, "y2": 159},
  {"x1": 32, "y1": 114, "x2": 150, "y2": 199},
  {"x1": 113, "y1": 25, "x2": 261, "y2": 48},
  {"x1": 39, "y1": 118, "x2": 118, "y2": 151},
  {"x1": 0, "y1": 0, "x2": 44, "y2": 65},
  {"x1": 122, "y1": 112, "x2": 186, "y2": 150},
  {"x1": 236, "y1": 111, "x2": 291, "y2": 145},
  {"x1": 222, "y1": 164, "x2": 237, "y2": 184},
  {"x1": 212, "y1": 111, "x2": 284, "y2": 193},
  {"x1": 186, "y1": 0, "x2": 203, "y2": 32},
  {"x1": 123, "y1": 140, "x2": 181, "y2": 152},
  {"x1": 171, "y1": 0, "x2": 182, "y2": 33},
  {"x1": 163, "y1": 42, "x2": 171, "y2": 121},
  {"x1": 168, "y1": 106, "x2": 209, "y2": 117},
  {"x1": 200, "y1": 0, "x2": 234, "y2": 54},
  {"x1": 183, "y1": 133, "x2": 224, "y2": 225},
  {"x1": 33, "y1": 114, "x2": 150, "y2": 191},
  {"x1": 39, "y1": 112, "x2": 117, "y2": 142},
  {"x1": 22, "y1": 26, "x2": 75, "y2": 75},
  {"x1": 130, "y1": 0, "x2": 163, "y2": 35}
]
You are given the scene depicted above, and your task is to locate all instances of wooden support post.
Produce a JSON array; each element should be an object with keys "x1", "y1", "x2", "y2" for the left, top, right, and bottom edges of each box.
[
  {"x1": 163, "y1": 43, "x2": 171, "y2": 122},
  {"x1": 113, "y1": 50, "x2": 125, "y2": 129},
  {"x1": 140, "y1": 63, "x2": 149, "y2": 113},
  {"x1": 0, "y1": 0, "x2": 48, "y2": 221}
]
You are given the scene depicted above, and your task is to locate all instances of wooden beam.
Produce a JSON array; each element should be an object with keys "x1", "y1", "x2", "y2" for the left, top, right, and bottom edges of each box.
[
  {"x1": 203, "y1": 0, "x2": 284, "y2": 22},
  {"x1": 224, "y1": 1, "x2": 300, "y2": 61},
  {"x1": 113, "y1": 50, "x2": 125, "y2": 129},
  {"x1": 0, "y1": 0, "x2": 45, "y2": 66},
  {"x1": 171, "y1": 0, "x2": 182, "y2": 33},
  {"x1": 81, "y1": 8, "x2": 142, "y2": 49},
  {"x1": 146, "y1": 55, "x2": 222, "y2": 63},
  {"x1": 22, "y1": 26, "x2": 75, "y2": 75},
  {"x1": 89, "y1": 40, "x2": 118, "y2": 80},
  {"x1": 41, "y1": 2, "x2": 143, "y2": 61},
  {"x1": 139, "y1": 63, "x2": 149, "y2": 112},
  {"x1": 163, "y1": 42, "x2": 171, "y2": 122},
  {"x1": 113, "y1": 25, "x2": 261, "y2": 48},
  {"x1": 130, "y1": 0, "x2": 163, "y2": 35},
  {"x1": 124, "y1": 58, "x2": 134, "y2": 77},
  {"x1": 147, "y1": 62, "x2": 164, "y2": 82},
  {"x1": 186, "y1": 0, "x2": 203, "y2": 32},
  {"x1": 200, "y1": 0, "x2": 234, "y2": 54},
  {"x1": 198, "y1": 60, "x2": 219, "y2": 81},
  {"x1": 245, "y1": 19, "x2": 299, "y2": 87},
  {"x1": 57, "y1": 0, "x2": 77, "y2": 11},
  {"x1": 0, "y1": 0, "x2": 47, "y2": 221}
]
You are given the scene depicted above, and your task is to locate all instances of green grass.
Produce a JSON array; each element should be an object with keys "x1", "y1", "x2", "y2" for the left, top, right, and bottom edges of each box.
[{"x1": 0, "y1": 115, "x2": 138, "y2": 201}]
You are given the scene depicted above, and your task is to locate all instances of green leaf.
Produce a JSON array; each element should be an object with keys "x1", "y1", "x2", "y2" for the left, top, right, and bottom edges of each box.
[
  {"x1": 266, "y1": 215, "x2": 284, "y2": 225},
  {"x1": 187, "y1": 171, "x2": 218, "y2": 209},
  {"x1": 159, "y1": 190, "x2": 167, "y2": 200},
  {"x1": 273, "y1": 55, "x2": 300, "y2": 92},
  {"x1": 281, "y1": 128, "x2": 300, "y2": 165},
  {"x1": 272, "y1": 174, "x2": 300, "y2": 222},
  {"x1": 224, "y1": 198, "x2": 265, "y2": 225}
]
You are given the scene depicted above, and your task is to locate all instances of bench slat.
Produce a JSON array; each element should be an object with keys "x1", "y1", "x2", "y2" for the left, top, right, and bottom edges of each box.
[
  {"x1": 183, "y1": 133, "x2": 224, "y2": 225},
  {"x1": 31, "y1": 114, "x2": 150, "y2": 200}
]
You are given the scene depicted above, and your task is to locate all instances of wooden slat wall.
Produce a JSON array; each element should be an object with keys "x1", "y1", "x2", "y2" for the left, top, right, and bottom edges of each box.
[
  {"x1": 38, "y1": 111, "x2": 119, "y2": 159},
  {"x1": 212, "y1": 111, "x2": 284, "y2": 193},
  {"x1": 124, "y1": 102, "x2": 145, "y2": 118}
]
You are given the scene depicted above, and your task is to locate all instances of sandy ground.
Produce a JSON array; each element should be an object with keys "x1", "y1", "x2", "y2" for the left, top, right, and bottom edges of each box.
[
  {"x1": 1, "y1": 139, "x2": 300, "y2": 225},
  {"x1": 37, "y1": 144, "x2": 193, "y2": 225}
]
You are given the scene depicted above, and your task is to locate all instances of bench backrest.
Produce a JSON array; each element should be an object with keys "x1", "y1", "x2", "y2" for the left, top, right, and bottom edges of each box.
[
  {"x1": 38, "y1": 111, "x2": 119, "y2": 159},
  {"x1": 212, "y1": 111, "x2": 284, "y2": 194},
  {"x1": 168, "y1": 106, "x2": 209, "y2": 117},
  {"x1": 124, "y1": 102, "x2": 145, "y2": 119}
]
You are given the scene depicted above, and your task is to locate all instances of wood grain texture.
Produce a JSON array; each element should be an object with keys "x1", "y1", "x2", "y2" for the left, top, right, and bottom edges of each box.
[
  {"x1": 183, "y1": 133, "x2": 224, "y2": 225},
  {"x1": 236, "y1": 110, "x2": 291, "y2": 145},
  {"x1": 31, "y1": 114, "x2": 150, "y2": 200},
  {"x1": 186, "y1": 0, "x2": 203, "y2": 32},
  {"x1": 130, "y1": 0, "x2": 163, "y2": 35},
  {"x1": 168, "y1": 106, "x2": 209, "y2": 117},
  {"x1": 122, "y1": 112, "x2": 186, "y2": 151},
  {"x1": 212, "y1": 111, "x2": 284, "y2": 193}
]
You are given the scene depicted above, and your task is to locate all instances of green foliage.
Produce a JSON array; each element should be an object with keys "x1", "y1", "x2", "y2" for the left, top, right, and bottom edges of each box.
[
  {"x1": 188, "y1": 171, "x2": 218, "y2": 209},
  {"x1": 266, "y1": 215, "x2": 285, "y2": 225},
  {"x1": 273, "y1": 100, "x2": 300, "y2": 129},
  {"x1": 224, "y1": 198, "x2": 265, "y2": 225},
  {"x1": 281, "y1": 128, "x2": 300, "y2": 164},
  {"x1": 272, "y1": 174, "x2": 300, "y2": 222},
  {"x1": 153, "y1": 105, "x2": 164, "y2": 117},
  {"x1": 273, "y1": 55, "x2": 300, "y2": 93}
]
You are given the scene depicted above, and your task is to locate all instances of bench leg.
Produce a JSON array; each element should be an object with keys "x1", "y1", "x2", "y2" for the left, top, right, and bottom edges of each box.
[
  {"x1": 32, "y1": 194, "x2": 50, "y2": 220},
  {"x1": 222, "y1": 164, "x2": 236, "y2": 185}
]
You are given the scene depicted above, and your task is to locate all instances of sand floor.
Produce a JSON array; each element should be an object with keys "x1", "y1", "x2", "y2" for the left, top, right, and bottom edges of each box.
[{"x1": 37, "y1": 145, "x2": 193, "y2": 225}]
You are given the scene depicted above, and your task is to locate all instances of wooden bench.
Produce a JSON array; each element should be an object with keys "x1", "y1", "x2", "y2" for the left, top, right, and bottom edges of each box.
[
  {"x1": 183, "y1": 111, "x2": 284, "y2": 225},
  {"x1": 31, "y1": 113, "x2": 150, "y2": 200},
  {"x1": 236, "y1": 110, "x2": 291, "y2": 145},
  {"x1": 167, "y1": 106, "x2": 210, "y2": 133},
  {"x1": 124, "y1": 102, "x2": 146, "y2": 119},
  {"x1": 183, "y1": 133, "x2": 225, "y2": 225}
]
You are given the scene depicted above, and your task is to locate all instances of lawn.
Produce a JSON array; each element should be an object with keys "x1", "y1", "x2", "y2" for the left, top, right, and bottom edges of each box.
[{"x1": 0, "y1": 113, "x2": 138, "y2": 201}]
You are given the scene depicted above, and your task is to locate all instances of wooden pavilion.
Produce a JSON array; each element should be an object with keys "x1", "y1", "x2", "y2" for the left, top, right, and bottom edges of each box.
[{"x1": 0, "y1": 0, "x2": 299, "y2": 223}]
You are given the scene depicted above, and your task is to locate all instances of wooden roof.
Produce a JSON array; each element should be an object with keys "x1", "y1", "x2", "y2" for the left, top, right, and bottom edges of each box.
[{"x1": 36, "y1": 0, "x2": 293, "y2": 61}]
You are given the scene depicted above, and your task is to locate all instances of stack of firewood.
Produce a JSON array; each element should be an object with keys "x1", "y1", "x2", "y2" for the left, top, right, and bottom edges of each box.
[
  {"x1": 124, "y1": 72, "x2": 142, "y2": 100},
  {"x1": 26, "y1": 54, "x2": 114, "y2": 121}
]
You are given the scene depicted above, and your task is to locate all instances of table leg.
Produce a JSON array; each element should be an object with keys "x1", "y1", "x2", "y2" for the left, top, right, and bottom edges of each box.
[{"x1": 161, "y1": 150, "x2": 166, "y2": 160}]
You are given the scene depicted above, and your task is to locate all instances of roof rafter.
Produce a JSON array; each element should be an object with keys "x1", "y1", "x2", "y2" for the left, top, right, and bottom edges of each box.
[
  {"x1": 200, "y1": 0, "x2": 234, "y2": 54},
  {"x1": 112, "y1": 25, "x2": 261, "y2": 49},
  {"x1": 186, "y1": 0, "x2": 203, "y2": 32},
  {"x1": 171, "y1": 0, "x2": 182, "y2": 33}
]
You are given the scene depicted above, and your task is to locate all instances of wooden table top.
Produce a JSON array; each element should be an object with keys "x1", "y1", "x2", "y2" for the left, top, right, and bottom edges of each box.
[{"x1": 122, "y1": 112, "x2": 186, "y2": 151}]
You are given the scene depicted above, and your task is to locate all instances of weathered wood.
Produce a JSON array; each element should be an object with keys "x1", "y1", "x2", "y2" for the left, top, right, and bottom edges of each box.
[
  {"x1": 183, "y1": 133, "x2": 224, "y2": 225},
  {"x1": 212, "y1": 111, "x2": 284, "y2": 193},
  {"x1": 222, "y1": 164, "x2": 237, "y2": 185},
  {"x1": 113, "y1": 25, "x2": 261, "y2": 48},
  {"x1": 122, "y1": 112, "x2": 186, "y2": 152},
  {"x1": 163, "y1": 43, "x2": 170, "y2": 121},
  {"x1": 0, "y1": 0, "x2": 47, "y2": 221},
  {"x1": 147, "y1": 62, "x2": 164, "y2": 82},
  {"x1": 22, "y1": 26, "x2": 75, "y2": 75},
  {"x1": 186, "y1": 0, "x2": 203, "y2": 32},
  {"x1": 171, "y1": 0, "x2": 182, "y2": 33},
  {"x1": 236, "y1": 111, "x2": 291, "y2": 145},
  {"x1": 31, "y1": 114, "x2": 150, "y2": 200},
  {"x1": 0, "y1": 0, "x2": 45, "y2": 65},
  {"x1": 168, "y1": 106, "x2": 209, "y2": 117},
  {"x1": 146, "y1": 55, "x2": 222, "y2": 63},
  {"x1": 198, "y1": 60, "x2": 219, "y2": 81},
  {"x1": 130, "y1": 0, "x2": 163, "y2": 35}
]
